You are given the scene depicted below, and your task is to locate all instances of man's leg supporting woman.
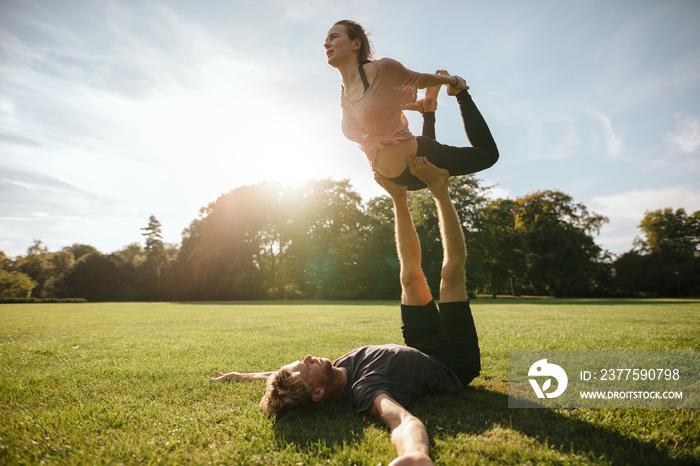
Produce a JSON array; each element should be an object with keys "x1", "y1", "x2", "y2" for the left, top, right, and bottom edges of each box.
[
  {"x1": 401, "y1": 157, "x2": 480, "y2": 384},
  {"x1": 378, "y1": 157, "x2": 480, "y2": 384}
]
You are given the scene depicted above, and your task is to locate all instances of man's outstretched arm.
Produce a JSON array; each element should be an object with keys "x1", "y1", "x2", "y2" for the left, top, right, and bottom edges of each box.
[
  {"x1": 207, "y1": 370, "x2": 273, "y2": 382},
  {"x1": 369, "y1": 394, "x2": 434, "y2": 466}
]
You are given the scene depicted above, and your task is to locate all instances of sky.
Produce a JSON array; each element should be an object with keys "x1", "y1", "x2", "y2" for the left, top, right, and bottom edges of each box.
[{"x1": 1, "y1": 0, "x2": 699, "y2": 258}]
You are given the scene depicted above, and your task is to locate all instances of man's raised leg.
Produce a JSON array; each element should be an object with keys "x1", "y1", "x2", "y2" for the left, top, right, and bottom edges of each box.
[
  {"x1": 407, "y1": 157, "x2": 479, "y2": 385},
  {"x1": 373, "y1": 172, "x2": 432, "y2": 306},
  {"x1": 407, "y1": 157, "x2": 468, "y2": 303}
]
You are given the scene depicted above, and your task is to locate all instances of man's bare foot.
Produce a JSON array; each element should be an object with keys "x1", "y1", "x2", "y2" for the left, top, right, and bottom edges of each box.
[
  {"x1": 407, "y1": 156, "x2": 448, "y2": 192},
  {"x1": 374, "y1": 171, "x2": 407, "y2": 199},
  {"x1": 437, "y1": 70, "x2": 469, "y2": 96}
]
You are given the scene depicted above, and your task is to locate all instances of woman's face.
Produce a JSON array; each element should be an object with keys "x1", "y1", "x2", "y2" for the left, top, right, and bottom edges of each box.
[{"x1": 324, "y1": 24, "x2": 358, "y2": 67}]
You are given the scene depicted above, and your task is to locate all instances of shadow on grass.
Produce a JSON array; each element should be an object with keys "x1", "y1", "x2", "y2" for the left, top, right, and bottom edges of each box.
[
  {"x1": 270, "y1": 387, "x2": 696, "y2": 465},
  {"x1": 473, "y1": 298, "x2": 700, "y2": 306},
  {"x1": 410, "y1": 387, "x2": 695, "y2": 465},
  {"x1": 271, "y1": 401, "x2": 369, "y2": 449}
]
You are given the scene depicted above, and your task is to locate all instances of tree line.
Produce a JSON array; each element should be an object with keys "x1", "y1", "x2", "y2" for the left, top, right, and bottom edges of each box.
[{"x1": 2, "y1": 177, "x2": 699, "y2": 301}]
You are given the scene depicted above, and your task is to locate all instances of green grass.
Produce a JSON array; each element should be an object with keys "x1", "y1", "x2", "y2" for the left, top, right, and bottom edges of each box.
[{"x1": 1, "y1": 299, "x2": 698, "y2": 465}]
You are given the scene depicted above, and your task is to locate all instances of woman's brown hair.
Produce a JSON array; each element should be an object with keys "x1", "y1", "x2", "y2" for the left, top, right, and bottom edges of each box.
[{"x1": 334, "y1": 20, "x2": 375, "y2": 63}]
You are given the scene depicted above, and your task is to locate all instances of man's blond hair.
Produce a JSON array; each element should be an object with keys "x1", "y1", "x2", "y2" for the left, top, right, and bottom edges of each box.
[{"x1": 259, "y1": 367, "x2": 312, "y2": 417}]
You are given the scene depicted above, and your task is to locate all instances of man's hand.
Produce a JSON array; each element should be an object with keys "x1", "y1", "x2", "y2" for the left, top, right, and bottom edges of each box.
[
  {"x1": 207, "y1": 371, "x2": 242, "y2": 382},
  {"x1": 389, "y1": 452, "x2": 434, "y2": 466}
]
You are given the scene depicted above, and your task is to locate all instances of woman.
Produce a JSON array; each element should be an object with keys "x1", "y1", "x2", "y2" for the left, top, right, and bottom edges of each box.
[{"x1": 325, "y1": 20, "x2": 499, "y2": 190}]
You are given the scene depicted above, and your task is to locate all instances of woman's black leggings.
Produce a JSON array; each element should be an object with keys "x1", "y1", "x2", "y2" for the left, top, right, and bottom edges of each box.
[{"x1": 389, "y1": 90, "x2": 499, "y2": 191}]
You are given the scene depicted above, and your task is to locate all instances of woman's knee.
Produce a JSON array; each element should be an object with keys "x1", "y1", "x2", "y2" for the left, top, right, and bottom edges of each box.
[{"x1": 484, "y1": 145, "x2": 499, "y2": 167}]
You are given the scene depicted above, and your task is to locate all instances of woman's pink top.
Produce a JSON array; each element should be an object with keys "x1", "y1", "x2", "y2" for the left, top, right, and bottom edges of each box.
[{"x1": 341, "y1": 58, "x2": 421, "y2": 169}]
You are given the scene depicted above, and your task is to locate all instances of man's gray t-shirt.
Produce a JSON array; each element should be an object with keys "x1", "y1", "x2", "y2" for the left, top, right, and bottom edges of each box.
[{"x1": 333, "y1": 344, "x2": 464, "y2": 413}]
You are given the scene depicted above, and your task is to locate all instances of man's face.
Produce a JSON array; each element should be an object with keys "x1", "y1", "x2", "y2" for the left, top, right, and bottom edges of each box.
[{"x1": 285, "y1": 355, "x2": 333, "y2": 388}]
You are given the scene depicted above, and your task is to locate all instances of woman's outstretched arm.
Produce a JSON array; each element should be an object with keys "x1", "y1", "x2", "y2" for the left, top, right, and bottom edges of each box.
[{"x1": 417, "y1": 72, "x2": 468, "y2": 91}]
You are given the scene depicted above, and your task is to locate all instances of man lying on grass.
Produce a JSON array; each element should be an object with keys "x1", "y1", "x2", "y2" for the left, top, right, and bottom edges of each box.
[{"x1": 208, "y1": 157, "x2": 480, "y2": 466}]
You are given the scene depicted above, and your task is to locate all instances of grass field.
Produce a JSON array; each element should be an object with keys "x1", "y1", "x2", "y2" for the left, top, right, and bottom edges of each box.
[{"x1": 1, "y1": 299, "x2": 698, "y2": 465}]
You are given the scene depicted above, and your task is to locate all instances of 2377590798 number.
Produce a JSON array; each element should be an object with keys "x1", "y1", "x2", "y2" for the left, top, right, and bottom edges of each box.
[{"x1": 597, "y1": 368, "x2": 680, "y2": 381}]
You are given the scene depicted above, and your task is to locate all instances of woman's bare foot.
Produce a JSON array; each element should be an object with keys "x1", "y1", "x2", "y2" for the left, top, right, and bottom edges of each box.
[
  {"x1": 407, "y1": 156, "x2": 448, "y2": 192},
  {"x1": 403, "y1": 101, "x2": 420, "y2": 112},
  {"x1": 400, "y1": 111, "x2": 409, "y2": 128},
  {"x1": 423, "y1": 79, "x2": 441, "y2": 113},
  {"x1": 404, "y1": 99, "x2": 429, "y2": 114},
  {"x1": 437, "y1": 70, "x2": 469, "y2": 96}
]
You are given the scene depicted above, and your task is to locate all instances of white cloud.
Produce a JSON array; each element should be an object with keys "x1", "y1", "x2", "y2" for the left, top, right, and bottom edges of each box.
[
  {"x1": 591, "y1": 185, "x2": 700, "y2": 254},
  {"x1": 592, "y1": 185, "x2": 700, "y2": 220},
  {"x1": 0, "y1": 169, "x2": 125, "y2": 255},
  {"x1": 562, "y1": 176, "x2": 600, "y2": 195},
  {"x1": 585, "y1": 108, "x2": 624, "y2": 159},
  {"x1": 668, "y1": 115, "x2": 700, "y2": 154},
  {"x1": 486, "y1": 184, "x2": 511, "y2": 201},
  {"x1": 489, "y1": 97, "x2": 583, "y2": 162},
  {"x1": 584, "y1": 4, "x2": 700, "y2": 113},
  {"x1": 532, "y1": 115, "x2": 581, "y2": 160}
]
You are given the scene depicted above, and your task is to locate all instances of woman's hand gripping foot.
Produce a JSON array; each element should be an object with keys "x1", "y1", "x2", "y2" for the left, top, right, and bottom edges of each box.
[{"x1": 437, "y1": 70, "x2": 469, "y2": 96}]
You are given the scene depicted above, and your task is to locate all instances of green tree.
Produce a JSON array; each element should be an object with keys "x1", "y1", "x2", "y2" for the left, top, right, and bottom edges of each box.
[
  {"x1": 173, "y1": 179, "x2": 372, "y2": 300},
  {"x1": 16, "y1": 240, "x2": 52, "y2": 297},
  {"x1": 615, "y1": 208, "x2": 700, "y2": 297},
  {"x1": 0, "y1": 251, "x2": 12, "y2": 271},
  {"x1": 0, "y1": 270, "x2": 37, "y2": 298},
  {"x1": 635, "y1": 208, "x2": 700, "y2": 256},
  {"x1": 171, "y1": 218, "x2": 204, "y2": 299},
  {"x1": 176, "y1": 184, "x2": 267, "y2": 299},
  {"x1": 60, "y1": 253, "x2": 137, "y2": 301},
  {"x1": 42, "y1": 250, "x2": 75, "y2": 297},
  {"x1": 141, "y1": 216, "x2": 169, "y2": 298},
  {"x1": 63, "y1": 244, "x2": 100, "y2": 261},
  {"x1": 287, "y1": 179, "x2": 369, "y2": 299},
  {"x1": 114, "y1": 243, "x2": 146, "y2": 269},
  {"x1": 364, "y1": 195, "x2": 401, "y2": 299},
  {"x1": 14, "y1": 241, "x2": 81, "y2": 298},
  {"x1": 283, "y1": 179, "x2": 368, "y2": 299},
  {"x1": 516, "y1": 190, "x2": 609, "y2": 297},
  {"x1": 475, "y1": 198, "x2": 526, "y2": 297},
  {"x1": 246, "y1": 182, "x2": 291, "y2": 299}
]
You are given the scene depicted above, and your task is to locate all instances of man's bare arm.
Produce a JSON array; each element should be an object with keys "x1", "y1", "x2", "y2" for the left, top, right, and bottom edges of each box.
[
  {"x1": 207, "y1": 370, "x2": 273, "y2": 382},
  {"x1": 368, "y1": 394, "x2": 434, "y2": 466}
]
